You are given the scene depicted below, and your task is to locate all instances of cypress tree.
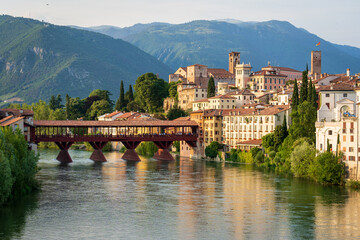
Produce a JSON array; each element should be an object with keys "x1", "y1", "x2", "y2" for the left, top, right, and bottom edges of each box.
[
  {"x1": 55, "y1": 94, "x2": 63, "y2": 109},
  {"x1": 291, "y1": 79, "x2": 299, "y2": 110},
  {"x1": 300, "y1": 70, "x2": 308, "y2": 103},
  {"x1": 312, "y1": 85, "x2": 318, "y2": 109},
  {"x1": 307, "y1": 80, "x2": 313, "y2": 102},
  {"x1": 282, "y1": 115, "x2": 288, "y2": 139},
  {"x1": 115, "y1": 80, "x2": 125, "y2": 110},
  {"x1": 126, "y1": 85, "x2": 134, "y2": 102},
  {"x1": 65, "y1": 94, "x2": 71, "y2": 119},
  {"x1": 49, "y1": 95, "x2": 56, "y2": 110},
  {"x1": 207, "y1": 77, "x2": 215, "y2": 98}
]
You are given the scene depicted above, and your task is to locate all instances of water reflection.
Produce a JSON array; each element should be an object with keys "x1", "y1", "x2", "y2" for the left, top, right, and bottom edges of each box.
[
  {"x1": 0, "y1": 192, "x2": 39, "y2": 240},
  {"x1": 1, "y1": 149, "x2": 360, "y2": 239}
]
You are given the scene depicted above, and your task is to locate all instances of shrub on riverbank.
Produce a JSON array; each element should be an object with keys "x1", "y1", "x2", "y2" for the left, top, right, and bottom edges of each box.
[{"x1": 0, "y1": 127, "x2": 39, "y2": 205}]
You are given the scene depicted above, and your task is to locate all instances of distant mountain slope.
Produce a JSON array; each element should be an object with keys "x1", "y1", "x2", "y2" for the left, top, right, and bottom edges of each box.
[
  {"x1": 0, "y1": 15, "x2": 173, "y2": 104},
  {"x1": 87, "y1": 20, "x2": 360, "y2": 74}
]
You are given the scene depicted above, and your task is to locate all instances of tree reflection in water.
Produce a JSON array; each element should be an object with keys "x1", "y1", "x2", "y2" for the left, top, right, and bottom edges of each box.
[{"x1": 0, "y1": 192, "x2": 39, "y2": 240}]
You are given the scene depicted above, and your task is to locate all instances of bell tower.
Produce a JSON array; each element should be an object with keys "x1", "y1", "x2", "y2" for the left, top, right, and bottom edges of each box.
[{"x1": 229, "y1": 52, "x2": 240, "y2": 74}]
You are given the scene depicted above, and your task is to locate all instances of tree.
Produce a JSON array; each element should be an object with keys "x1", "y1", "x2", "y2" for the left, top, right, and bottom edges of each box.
[
  {"x1": 168, "y1": 82, "x2": 179, "y2": 99},
  {"x1": 207, "y1": 76, "x2": 215, "y2": 98},
  {"x1": 125, "y1": 85, "x2": 134, "y2": 103},
  {"x1": 89, "y1": 89, "x2": 113, "y2": 106},
  {"x1": 205, "y1": 141, "x2": 223, "y2": 159},
  {"x1": 65, "y1": 94, "x2": 71, "y2": 119},
  {"x1": 300, "y1": 70, "x2": 308, "y2": 103},
  {"x1": 312, "y1": 84, "x2": 318, "y2": 109},
  {"x1": 87, "y1": 99, "x2": 112, "y2": 120},
  {"x1": 290, "y1": 140, "x2": 316, "y2": 178},
  {"x1": 291, "y1": 79, "x2": 299, "y2": 110},
  {"x1": 167, "y1": 106, "x2": 187, "y2": 120},
  {"x1": 49, "y1": 95, "x2": 57, "y2": 110},
  {"x1": 262, "y1": 133, "x2": 274, "y2": 149},
  {"x1": 307, "y1": 80, "x2": 313, "y2": 102},
  {"x1": 282, "y1": 115, "x2": 288, "y2": 139},
  {"x1": 308, "y1": 152, "x2": 345, "y2": 185},
  {"x1": 56, "y1": 95, "x2": 63, "y2": 109},
  {"x1": 289, "y1": 101, "x2": 317, "y2": 143},
  {"x1": 134, "y1": 73, "x2": 169, "y2": 113},
  {"x1": 115, "y1": 80, "x2": 125, "y2": 111}
]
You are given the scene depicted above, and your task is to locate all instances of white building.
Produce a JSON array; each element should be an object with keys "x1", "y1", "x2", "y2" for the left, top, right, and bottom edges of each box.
[
  {"x1": 208, "y1": 95, "x2": 236, "y2": 110},
  {"x1": 222, "y1": 105, "x2": 291, "y2": 150},
  {"x1": 315, "y1": 84, "x2": 360, "y2": 179}
]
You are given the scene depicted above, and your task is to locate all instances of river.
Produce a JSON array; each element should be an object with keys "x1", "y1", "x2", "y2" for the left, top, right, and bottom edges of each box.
[{"x1": 1, "y1": 149, "x2": 360, "y2": 239}]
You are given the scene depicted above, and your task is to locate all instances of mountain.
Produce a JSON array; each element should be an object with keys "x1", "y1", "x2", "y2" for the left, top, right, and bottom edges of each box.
[
  {"x1": 85, "y1": 19, "x2": 360, "y2": 74},
  {"x1": 0, "y1": 15, "x2": 173, "y2": 104}
]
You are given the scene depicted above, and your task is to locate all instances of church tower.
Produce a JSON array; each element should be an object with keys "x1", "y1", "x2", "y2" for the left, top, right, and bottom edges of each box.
[{"x1": 229, "y1": 52, "x2": 240, "y2": 74}]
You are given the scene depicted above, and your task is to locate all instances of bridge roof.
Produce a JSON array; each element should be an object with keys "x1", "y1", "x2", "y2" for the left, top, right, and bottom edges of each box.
[{"x1": 34, "y1": 120, "x2": 199, "y2": 128}]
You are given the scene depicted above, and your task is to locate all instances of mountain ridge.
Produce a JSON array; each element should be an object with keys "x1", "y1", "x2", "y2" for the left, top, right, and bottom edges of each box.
[
  {"x1": 0, "y1": 15, "x2": 173, "y2": 104},
  {"x1": 83, "y1": 19, "x2": 360, "y2": 74}
]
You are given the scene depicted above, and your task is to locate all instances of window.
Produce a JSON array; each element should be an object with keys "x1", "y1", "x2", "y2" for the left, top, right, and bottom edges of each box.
[
  {"x1": 349, "y1": 147, "x2": 354, "y2": 152},
  {"x1": 343, "y1": 136, "x2": 346, "y2": 142},
  {"x1": 329, "y1": 130, "x2": 332, "y2": 135},
  {"x1": 351, "y1": 122, "x2": 354, "y2": 129},
  {"x1": 343, "y1": 93, "x2": 348, "y2": 97},
  {"x1": 326, "y1": 94, "x2": 330, "y2": 97},
  {"x1": 343, "y1": 147, "x2": 346, "y2": 152},
  {"x1": 351, "y1": 136, "x2": 354, "y2": 142},
  {"x1": 350, "y1": 156, "x2": 355, "y2": 161},
  {"x1": 343, "y1": 122, "x2": 347, "y2": 129}
]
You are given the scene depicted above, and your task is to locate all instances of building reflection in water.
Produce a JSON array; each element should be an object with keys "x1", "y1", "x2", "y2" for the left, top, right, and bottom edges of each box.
[{"x1": 98, "y1": 151, "x2": 360, "y2": 238}]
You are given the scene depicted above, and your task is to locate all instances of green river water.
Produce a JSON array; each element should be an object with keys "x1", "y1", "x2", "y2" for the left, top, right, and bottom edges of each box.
[{"x1": 1, "y1": 149, "x2": 359, "y2": 239}]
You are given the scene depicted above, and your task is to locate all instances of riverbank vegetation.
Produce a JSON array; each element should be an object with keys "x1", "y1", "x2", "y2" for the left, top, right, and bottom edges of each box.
[{"x1": 0, "y1": 127, "x2": 39, "y2": 205}]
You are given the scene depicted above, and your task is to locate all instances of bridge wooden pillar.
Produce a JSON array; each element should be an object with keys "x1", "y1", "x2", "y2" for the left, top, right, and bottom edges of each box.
[
  {"x1": 88, "y1": 141, "x2": 108, "y2": 162},
  {"x1": 153, "y1": 141, "x2": 174, "y2": 161},
  {"x1": 55, "y1": 142, "x2": 74, "y2": 163},
  {"x1": 121, "y1": 141, "x2": 141, "y2": 161}
]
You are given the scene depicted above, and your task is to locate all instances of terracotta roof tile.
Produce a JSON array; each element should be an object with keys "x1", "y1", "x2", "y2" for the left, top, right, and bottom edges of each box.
[
  {"x1": 208, "y1": 95, "x2": 236, "y2": 100},
  {"x1": 237, "y1": 139, "x2": 262, "y2": 146},
  {"x1": 320, "y1": 83, "x2": 355, "y2": 91},
  {"x1": 0, "y1": 116, "x2": 13, "y2": 124},
  {"x1": 0, "y1": 117, "x2": 24, "y2": 127},
  {"x1": 208, "y1": 68, "x2": 234, "y2": 78},
  {"x1": 0, "y1": 108, "x2": 34, "y2": 117},
  {"x1": 34, "y1": 120, "x2": 199, "y2": 127}
]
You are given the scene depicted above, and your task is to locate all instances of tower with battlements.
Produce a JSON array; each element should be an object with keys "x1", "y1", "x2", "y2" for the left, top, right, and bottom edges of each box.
[
  {"x1": 229, "y1": 52, "x2": 240, "y2": 74},
  {"x1": 311, "y1": 51, "x2": 321, "y2": 77}
]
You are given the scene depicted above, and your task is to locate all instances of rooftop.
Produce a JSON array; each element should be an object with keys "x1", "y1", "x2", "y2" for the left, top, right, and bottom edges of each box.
[{"x1": 34, "y1": 120, "x2": 199, "y2": 127}]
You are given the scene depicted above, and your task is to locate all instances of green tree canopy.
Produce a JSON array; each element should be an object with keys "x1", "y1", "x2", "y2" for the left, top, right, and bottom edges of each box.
[
  {"x1": 134, "y1": 73, "x2": 169, "y2": 113},
  {"x1": 167, "y1": 106, "x2": 188, "y2": 120},
  {"x1": 205, "y1": 141, "x2": 223, "y2": 159},
  {"x1": 87, "y1": 99, "x2": 112, "y2": 120},
  {"x1": 289, "y1": 101, "x2": 317, "y2": 143}
]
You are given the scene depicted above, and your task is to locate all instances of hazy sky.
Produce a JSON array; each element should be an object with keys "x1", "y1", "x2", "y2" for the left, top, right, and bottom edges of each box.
[{"x1": 2, "y1": 0, "x2": 360, "y2": 47}]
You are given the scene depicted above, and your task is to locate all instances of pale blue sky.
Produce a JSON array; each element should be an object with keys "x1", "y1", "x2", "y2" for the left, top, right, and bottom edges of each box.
[{"x1": 2, "y1": 0, "x2": 360, "y2": 47}]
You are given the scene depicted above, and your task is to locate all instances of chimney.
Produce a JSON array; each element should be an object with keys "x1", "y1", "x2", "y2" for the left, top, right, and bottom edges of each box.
[{"x1": 347, "y1": 68, "x2": 350, "y2": 77}]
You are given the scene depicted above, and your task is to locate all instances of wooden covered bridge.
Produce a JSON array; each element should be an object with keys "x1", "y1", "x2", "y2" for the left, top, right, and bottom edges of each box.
[{"x1": 31, "y1": 120, "x2": 199, "y2": 163}]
